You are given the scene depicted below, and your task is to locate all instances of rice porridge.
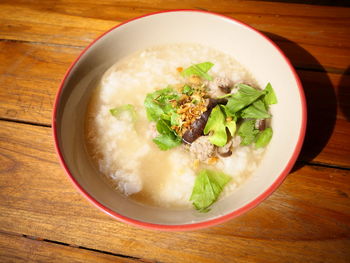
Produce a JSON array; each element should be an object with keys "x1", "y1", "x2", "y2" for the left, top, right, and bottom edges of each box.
[{"x1": 85, "y1": 43, "x2": 276, "y2": 211}]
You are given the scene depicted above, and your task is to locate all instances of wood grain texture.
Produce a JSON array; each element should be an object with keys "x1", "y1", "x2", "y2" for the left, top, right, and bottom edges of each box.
[
  {"x1": 0, "y1": 41, "x2": 78, "y2": 124},
  {"x1": 0, "y1": 1, "x2": 350, "y2": 262},
  {"x1": 0, "y1": 41, "x2": 349, "y2": 167},
  {"x1": 0, "y1": 1, "x2": 349, "y2": 73},
  {"x1": 0, "y1": 232, "x2": 137, "y2": 263},
  {"x1": 0, "y1": 1, "x2": 349, "y2": 47},
  {"x1": 0, "y1": 120, "x2": 349, "y2": 263}
]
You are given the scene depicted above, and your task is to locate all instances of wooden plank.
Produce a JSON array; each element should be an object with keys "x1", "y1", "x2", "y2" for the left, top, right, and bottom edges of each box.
[
  {"x1": 0, "y1": 232, "x2": 137, "y2": 263},
  {"x1": 298, "y1": 70, "x2": 350, "y2": 167},
  {"x1": 0, "y1": 121, "x2": 349, "y2": 262},
  {"x1": 1, "y1": 41, "x2": 349, "y2": 167},
  {"x1": 3, "y1": 0, "x2": 350, "y2": 19},
  {"x1": 0, "y1": 42, "x2": 79, "y2": 125},
  {"x1": 0, "y1": 1, "x2": 349, "y2": 50},
  {"x1": 0, "y1": 4, "x2": 115, "y2": 47},
  {"x1": 266, "y1": 37, "x2": 350, "y2": 74},
  {"x1": 0, "y1": 42, "x2": 350, "y2": 124}
]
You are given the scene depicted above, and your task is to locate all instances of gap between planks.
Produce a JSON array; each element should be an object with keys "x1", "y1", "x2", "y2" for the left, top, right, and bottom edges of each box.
[
  {"x1": 0, "y1": 229, "x2": 144, "y2": 262},
  {"x1": 0, "y1": 117, "x2": 51, "y2": 128},
  {"x1": 33, "y1": 236, "x2": 143, "y2": 261}
]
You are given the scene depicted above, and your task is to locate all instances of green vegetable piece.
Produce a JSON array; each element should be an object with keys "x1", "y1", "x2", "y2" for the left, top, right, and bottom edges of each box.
[
  {"x1": 225, "y1": 119, "x2": 236, "y2": 136},
  {"x1": 218, "y1": 93, "x2": 234, "y2": 99},
  {"x1": 226, "y1": 84, "x2": 265, "y2": 114},
  {"x1": 204, "y1": 105, "x2": 237, "y2": 146},
  {"x1": 181, "y1": 62, "x2": 214, "y2": 80},
  {"x1": 153, "y1": 134, "x2": 182, "y2": 150},
  {"x1": 264, "y1": 83, "x2": 278, "y2": 105},
  {"x1": 144, "y1": 87, "x2": 179, "y2": 121},
  {"x1": 170, "y1": 112, "x2": 181, "y2": 126},
  {"x1": 204, "y1": 105, "x2": 227, "y2": 147},
  {"x1": 255, "y1": 127, "x2": 273, "y2": 148},
  {"x1": 155, "y1": 119, "x2": 171, "y2": 134},
  {"x1": 183, "y1": 84, "x2": 193, "y2": 95},
  {"x1": 219, "y1": 105, "x2": 237, "y2": 135},
  {"x1": 241, "y1": 99, "x2": 271, "y2": 119},
  {"x1": 190, "y1": 169, "x2": 231, "y2": 212},
  {"x1": 237, "y1": 119, "x2": 259, "y2": 146},
  {"x1": 220, "y1": 105, "x2": 237, "y2": 121},
  {"x1": 110, "y1": 104, "x2": 137, "y2": 122},
  {"x1": 153, "y1": 119, "x2": 181, "y2": 150}
]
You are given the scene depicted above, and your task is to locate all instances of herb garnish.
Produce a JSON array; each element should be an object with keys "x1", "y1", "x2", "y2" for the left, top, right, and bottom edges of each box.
[
  {"x1": 190, "y1": 169, "x2": 231, "y2": 212},
  {"x1": 205, "y1": 82, "x2": 277, "y2": 148},
  {"x1": 181, "y1": 62, "x2": 214, "y2": 81},
  {"x1": 255, "y1": 127, "x2": 273, "y2": 148},
  {"x1": 204, "y1": 105, "x2": 236, "y2": 147},
  {"x1": 141, "y1": 62, "x2": 278, "y2": 213},
  {"x1": 153, "y1": 119, "x2": 182, "y2": 150},
  {"x1": 144, "y1": 64, "x2": 213, "y2": 150},
  {"x1": 144, "y1": 87, "x2": 179, "y2": 122},
  {"x1": 225, "y1": 84, "x2": 265, "y2": 115},
  {"x1": 237, "y1": 119, "x2": 259, "y2": 146},
  {"x1": 241, "y1": 99, "x2": 271, "y2": 119},
  {"x1": 110, "y1": 104, "x2": 137, "y2": 122}
]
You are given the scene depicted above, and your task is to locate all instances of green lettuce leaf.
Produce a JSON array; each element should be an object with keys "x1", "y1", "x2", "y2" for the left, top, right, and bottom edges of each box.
[
  {"x1": 153, "y1": 135, "x2": 182, "y2": 150},
  {"x1": 255, "y1": 127, "x2": 273, "y2": 148},
  {"x1": 152, "y1": 119, "x2": 182, "y2": 150},
  {"x1": 204, "y1": 105, "x2": 237, "y2": 147},
  {"x1": 190, "y1": 169, "x2": 231, "y2": 212},
  {"x1": 183, "y1": 84, "x2": 193, "y2": 95},
  {"x1": 110, "y1": 104, "x2": 137, "y2": 122},
  {"x1": 204, "y1": 105, "x2": 227, "y2": 147},
  {"x1": 241, "y1": 99, "x2": 271, "y2": 119},
  {"x1": 144, "y1": 87, "x2": 179, "y2": 121},
  {"x1": 226, "y1": 84, "x2": 265, "y2": 114},
  {"x1": 170, "y1": 112, "x2": 181, "y2": 126},
  {"x1": 237, "y1": 119, "x2": 259, "y2": 146},
  {"x1": 181, "y1": 62, "x2": 214, "y2": 80},
  {"x1": 225, "y1": 119, "x2": 236, "y2": 136},
  {"x1": 264, "y1": 83, "x2": 277, "y2": 105}
]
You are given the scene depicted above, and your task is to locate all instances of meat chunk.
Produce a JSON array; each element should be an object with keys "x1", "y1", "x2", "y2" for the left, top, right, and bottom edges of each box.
[
  {"x1": 216, "y1": 77, "x2": 232, "y2": 93},
  {"x1": 217, "y1": 140, "x2": 233, "y2": 157},
  {"x1": 189, "y1": 136, "x2": 216, "y2": 162},
  {"x1": 208, "y1": 77, "x2": 232, "y2": 97}
]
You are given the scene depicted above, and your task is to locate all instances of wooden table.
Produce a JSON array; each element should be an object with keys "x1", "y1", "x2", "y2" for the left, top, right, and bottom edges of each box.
[{"x1": 1, "y1": 1, "x2": 349, "y2": 262}]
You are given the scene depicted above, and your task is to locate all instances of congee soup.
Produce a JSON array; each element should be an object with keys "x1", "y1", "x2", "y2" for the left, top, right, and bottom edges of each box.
[{"x1": 85, "y1": 44, "x2": 277, "y2": 212}]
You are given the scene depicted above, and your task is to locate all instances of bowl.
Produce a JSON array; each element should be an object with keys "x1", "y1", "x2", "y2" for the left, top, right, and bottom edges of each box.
[{"x1": 53, "y1": 10, "x2": 306, "y2": 231}]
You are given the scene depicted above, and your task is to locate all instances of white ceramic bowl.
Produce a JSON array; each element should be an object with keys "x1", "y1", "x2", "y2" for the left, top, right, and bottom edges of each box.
[{"x1": 53, "y1": 10, "x2": 306, "y2": 230}]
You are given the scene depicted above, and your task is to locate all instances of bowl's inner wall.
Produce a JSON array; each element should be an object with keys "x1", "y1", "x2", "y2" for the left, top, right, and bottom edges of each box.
[{"x1": 56, "y1": 11, "x2": 303, "y2": 225}]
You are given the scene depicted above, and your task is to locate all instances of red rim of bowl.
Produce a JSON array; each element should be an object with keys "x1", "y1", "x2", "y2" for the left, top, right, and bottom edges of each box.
[{"x1": 52, "y1": 9, "x2": 307, "y2": 231}]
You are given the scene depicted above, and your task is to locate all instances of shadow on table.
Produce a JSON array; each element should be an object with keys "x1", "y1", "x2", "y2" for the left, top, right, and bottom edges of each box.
[
  {"x1": 262, "y1": 32, "x2": 337, "y2": 172},
  {"x1": 338, "y1": 66, "x2": 350, "y2": 121}
]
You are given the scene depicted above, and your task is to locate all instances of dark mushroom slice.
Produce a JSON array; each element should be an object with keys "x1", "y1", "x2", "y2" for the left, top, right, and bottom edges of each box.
[
  {"x1": 218, "y1": 85, "x2": 231, "y2": 94},
  {"x1": 215, "y1": 77, "x2": 232, "y2": 94},
  {"x1": 182, "y1": 110, "x2": 211, "y2": 144},
  {"x1": 182, "y1": 98, "x2": 228, "y2": 144},
  {"x1": 208, "y1": 98, "x2": 228, "y2": 107}
]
